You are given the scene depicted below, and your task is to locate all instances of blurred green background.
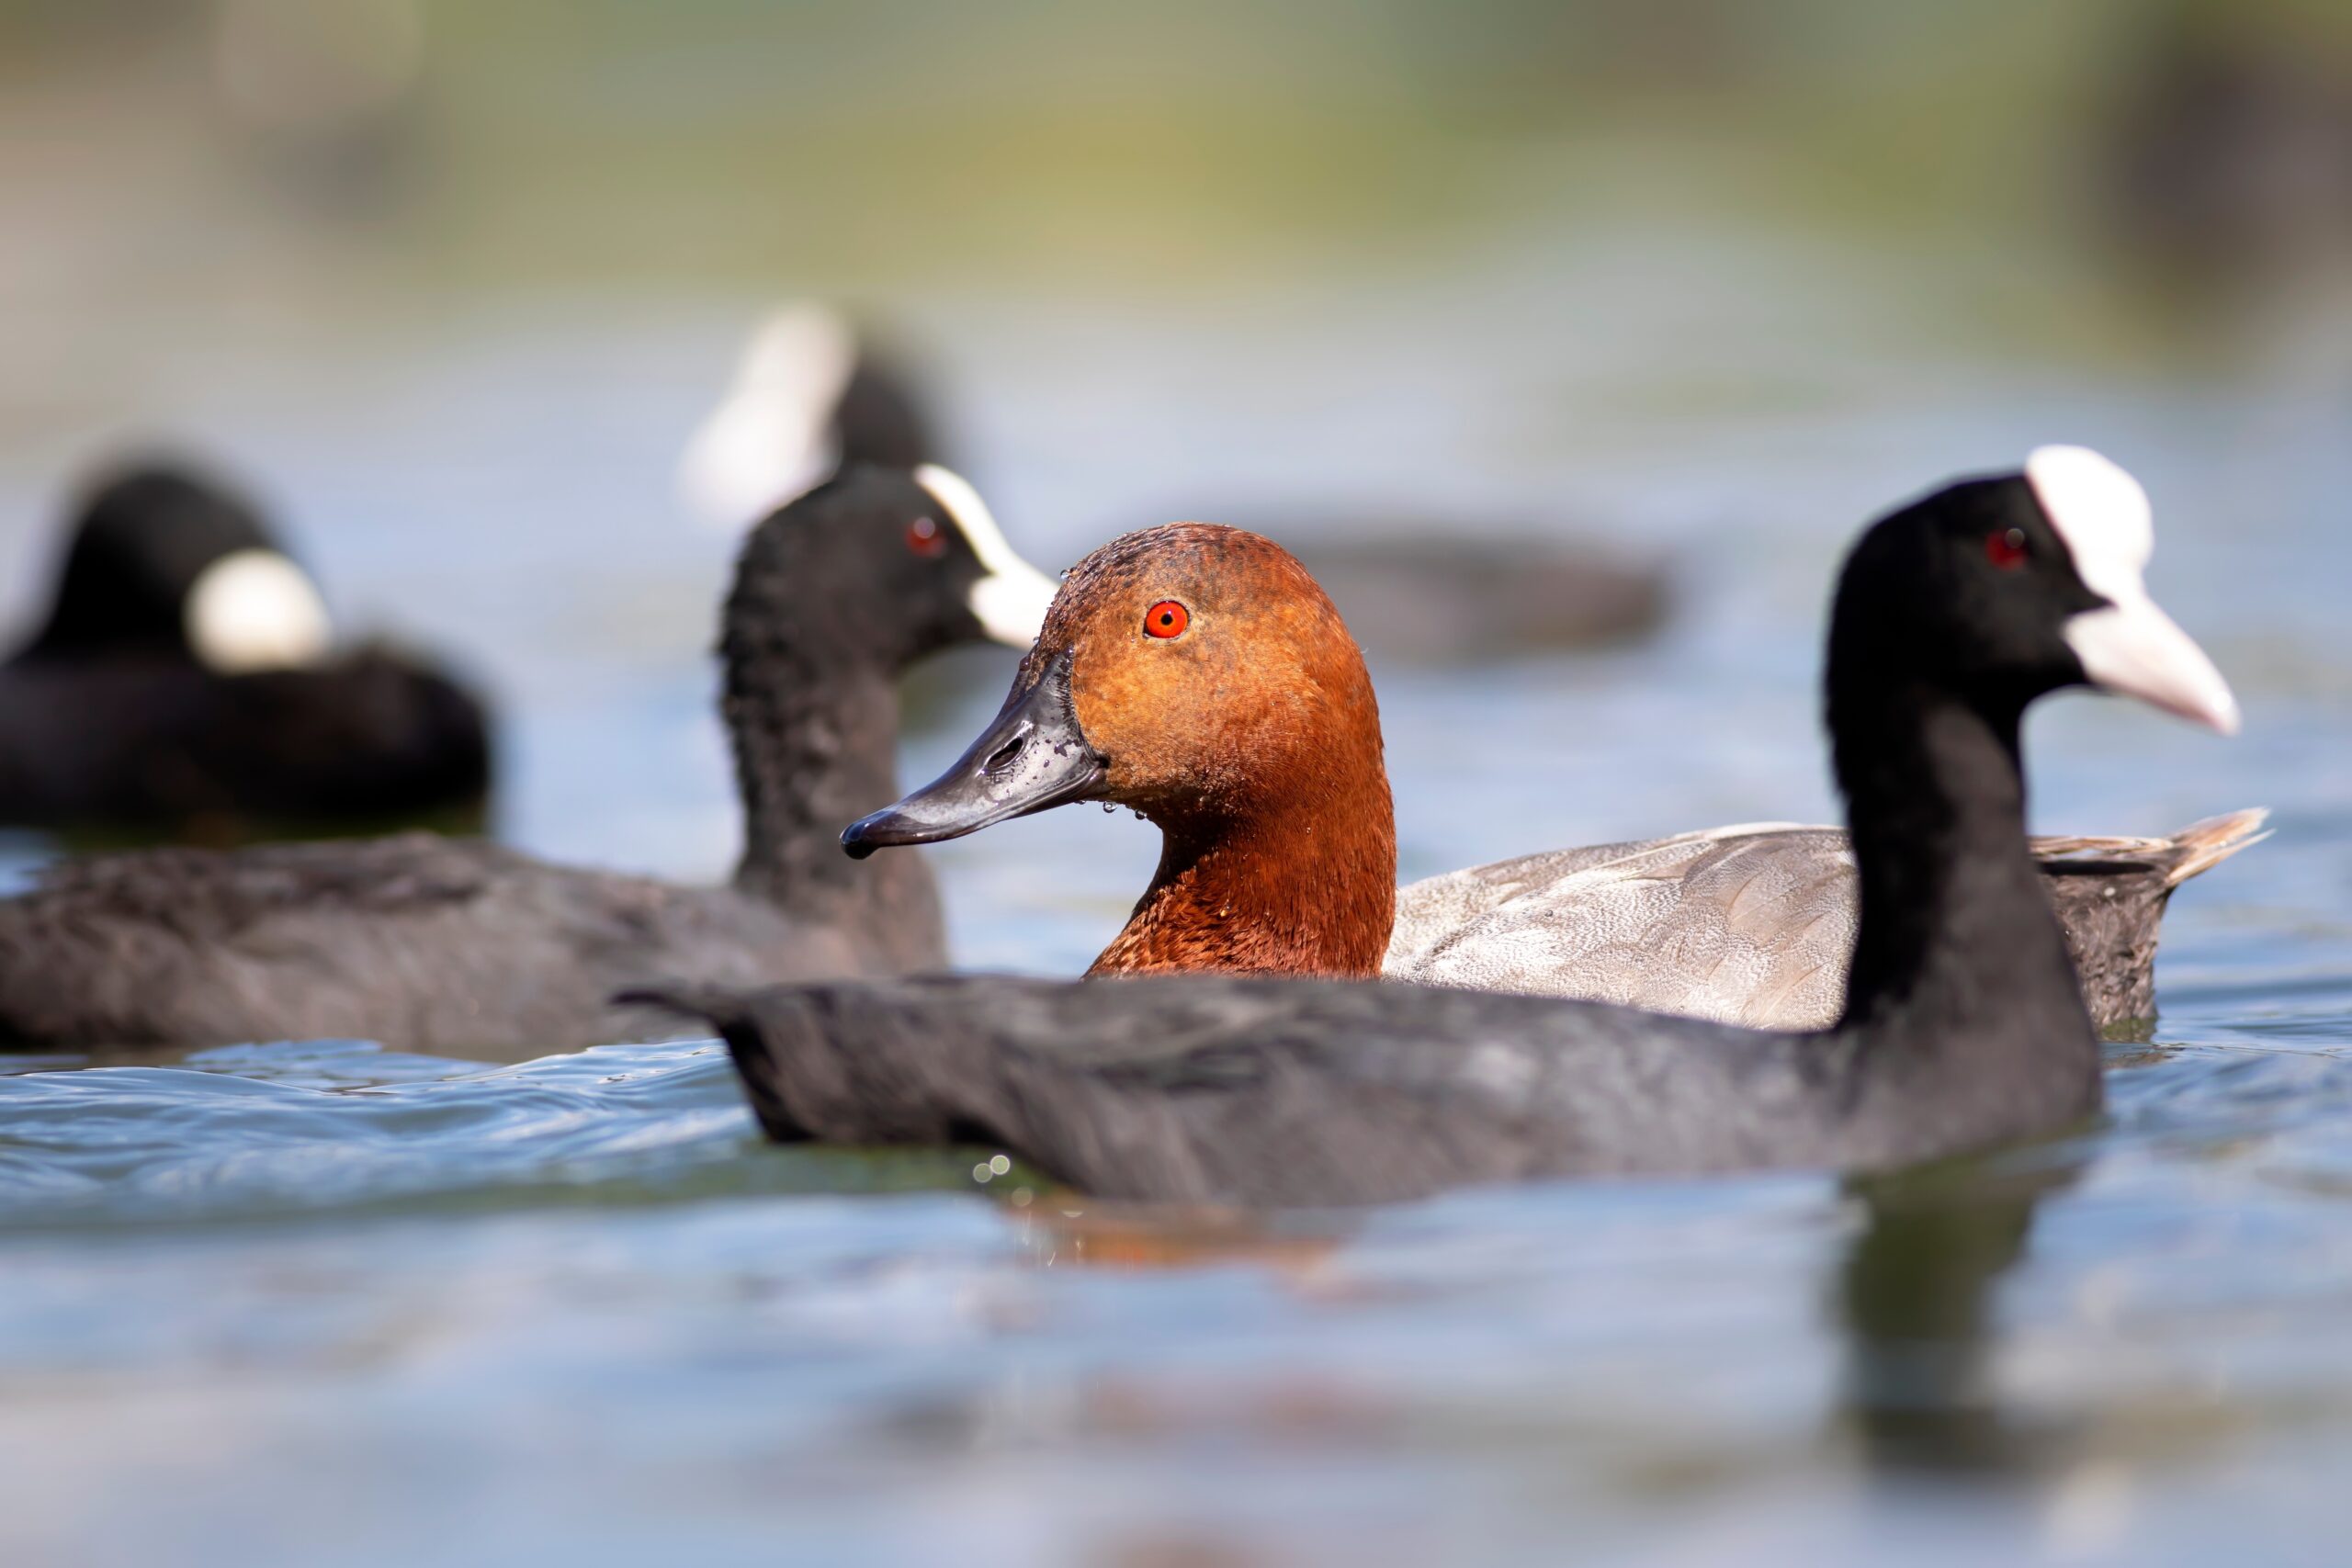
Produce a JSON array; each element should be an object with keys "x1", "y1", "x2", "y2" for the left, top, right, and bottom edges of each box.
[{"x1": 6, "y1": 0, "x2": 2349, "y2": 372}]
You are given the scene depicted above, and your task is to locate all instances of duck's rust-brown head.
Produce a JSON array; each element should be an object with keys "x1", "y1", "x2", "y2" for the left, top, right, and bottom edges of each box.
[{"x1": 842, "y1": 522, "x2": 1396, "y2": 977}]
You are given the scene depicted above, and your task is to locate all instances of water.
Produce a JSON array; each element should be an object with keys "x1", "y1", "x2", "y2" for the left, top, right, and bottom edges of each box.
[{"x1": 2, "y1": 226, "x2": 2349, "y2": 1562}]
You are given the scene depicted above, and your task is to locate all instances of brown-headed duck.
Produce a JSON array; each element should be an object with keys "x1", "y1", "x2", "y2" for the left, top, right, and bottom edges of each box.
[
  {"x1": 845, "y1": 520, "x2": 1396, "y2": 978},
  {"x1": 0, "y1": 464, "x2": 1057, "y2": 1056},
  {"x1": 0, "y1": 457, "x2": 492, "y2": 839},
  {"x1": 633, "y1": 449, "x2": 2245, "y2": 1206}
]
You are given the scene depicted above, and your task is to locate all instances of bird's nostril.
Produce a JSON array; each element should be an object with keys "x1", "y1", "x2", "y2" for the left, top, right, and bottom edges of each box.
[{"x1": 983, "y1": 738, "x2": 1024, "y2": 774}]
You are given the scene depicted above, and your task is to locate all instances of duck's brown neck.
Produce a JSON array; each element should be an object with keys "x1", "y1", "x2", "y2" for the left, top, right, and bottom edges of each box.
[{"x1": 1088, "y1": 784, "x2": 1396, "y2": 979}]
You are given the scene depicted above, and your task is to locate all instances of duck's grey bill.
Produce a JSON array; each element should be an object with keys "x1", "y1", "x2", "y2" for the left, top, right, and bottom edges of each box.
[{"x1": 841, "y1": 650, "x2": 1107, "y2": 858}]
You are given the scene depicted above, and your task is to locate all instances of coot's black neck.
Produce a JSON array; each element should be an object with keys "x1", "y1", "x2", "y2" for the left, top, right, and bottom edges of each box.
[
  {"x1": 721, "y1": 540, "x2": 942, "y2": 965},
  {"x1": 1831, "y1": 674, "x2": 2089, "y2": 1044}
]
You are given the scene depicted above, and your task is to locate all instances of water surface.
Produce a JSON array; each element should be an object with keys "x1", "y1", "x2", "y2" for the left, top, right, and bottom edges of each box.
[{"x1": 0, "y1": 224, "x2": 2347, "y2": 1564}]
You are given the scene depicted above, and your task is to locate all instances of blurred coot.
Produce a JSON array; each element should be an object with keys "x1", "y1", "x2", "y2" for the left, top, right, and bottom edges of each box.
[
  {"x1": 680, "y1": 303, "x2": 937, "y2": 531},
  {"x1": 680, "y1": 303, "x2": 1672, "y2": 663},
  {"x1": 0, "y1": 459, "x2": 492, "y2": 840},
  {"x1": 1213, "y1": 521, "x2": 1666, "y2": 666}
]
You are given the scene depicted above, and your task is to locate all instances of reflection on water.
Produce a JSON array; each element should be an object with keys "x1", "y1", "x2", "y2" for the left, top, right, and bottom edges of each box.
[
  {"x1": 1836, "y1": 1160, "x2": 2075, "y2": 1478},
  {"x1": 0, "y1": 1037, "x2": 1012, "y2": 1231}
]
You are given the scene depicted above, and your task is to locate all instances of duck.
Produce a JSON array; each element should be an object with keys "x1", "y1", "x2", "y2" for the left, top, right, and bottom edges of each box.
[
  {"x1": 842, "y1": 521, "x2": 1397, "y2": 978},
  {"x1": 0, "y1": 457, "x2": 492, "y2": 840},
  {"x1": 831, "y1": 453, "x2": 2250, "y2": 1030},
  {"x1": 631, "y1": 447, "x2": 2245, "y2": 1207},
  {"x1": 676, "y1": 302, "x2": 1669, "y2": 663},
  {"x1": 0, "y1": 464, "x2": 1059, "y2": 1055}
]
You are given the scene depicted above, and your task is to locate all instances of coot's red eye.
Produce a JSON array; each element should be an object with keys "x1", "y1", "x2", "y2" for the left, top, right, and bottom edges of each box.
[
  {"x1": 905, "y1": 516, "x2": 947, "y2": 558},
  {"x1": 1985, "y1": 527, "x2": 2029, "y2": 570},
  {"x1": 1143, "y1": 600, "x2": 1189, "y2": 638}
]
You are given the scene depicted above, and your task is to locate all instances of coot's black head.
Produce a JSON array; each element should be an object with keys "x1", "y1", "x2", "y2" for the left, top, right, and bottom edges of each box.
[
  {"x1": 18, "y1": 459, "x2": 332, "y2": 672},
  {"x1": 1829, "y1": 446, "x2": 2237, "y2": 734},
  {"x1": 833, "y1": 344, "x2": 937, "y2": 472},
  {"x1": 680, "y1": 302, "x2": 943, "y2": 531},
  {"x1": 723, "y1": 463, "x2": 1056, "y2": 675}
]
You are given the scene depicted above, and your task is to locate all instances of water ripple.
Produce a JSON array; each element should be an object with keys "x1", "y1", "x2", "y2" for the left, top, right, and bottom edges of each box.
[{"x1": 0, "y1": 1039, "x2": 991, "y2": 1228}]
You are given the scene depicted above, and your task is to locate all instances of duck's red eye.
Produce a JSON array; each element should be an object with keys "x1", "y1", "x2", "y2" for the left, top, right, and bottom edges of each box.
[
  {"x1": 1985, "y1": 527, "x2": 2029, "y2": 570},
  {"x1": 905, "y1": 516, "x2": 947, "y2": 558},
  {"x1": 1143, "y1": 600, "x2": 1189, "y2": 638}
]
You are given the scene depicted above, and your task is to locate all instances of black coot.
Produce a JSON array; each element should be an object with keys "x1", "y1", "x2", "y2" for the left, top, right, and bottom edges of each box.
[{"x1": 1, "y1": 459, "x2": 491, "y2": 838}]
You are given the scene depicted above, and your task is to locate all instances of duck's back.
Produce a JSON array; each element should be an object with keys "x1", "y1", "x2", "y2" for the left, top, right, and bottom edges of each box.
[
  {"x1": 1388, "y1": 826, "x2": 1856, "y2": 1028},
  {"x1": 0, "y1": 833, "x2": 892, "y2": 1055},
  {"x1": 1386, "y1": 812, "x2": 2267, "y2": 1032}
]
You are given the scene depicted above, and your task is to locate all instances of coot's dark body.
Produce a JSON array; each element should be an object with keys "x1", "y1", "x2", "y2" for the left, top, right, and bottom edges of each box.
[
  {"x1": 664, "y1": 966, "x2": 2091, "y2": 1208},
  {"x1": 0, "y1": 833, "x2": 884, "y2": 1055},
  {"x1": 0, "y1": 650, "x2": 488, "y2": 835}
]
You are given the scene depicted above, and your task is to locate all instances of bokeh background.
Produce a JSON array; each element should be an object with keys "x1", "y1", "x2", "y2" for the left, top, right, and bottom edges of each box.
[
  {"x1": 6, "y1": 0, "x2": 2346, "y2": 911},
  {"x1": 2, "y1": 4, "x2": 2350, "y2": 1564}
]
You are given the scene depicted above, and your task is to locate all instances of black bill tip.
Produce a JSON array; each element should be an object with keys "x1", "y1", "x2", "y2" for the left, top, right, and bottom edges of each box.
[
  {"x1": 836, "y1": 649, "x2": 1105, "y2": 860},
  {"x1": 841, "y1": 808, "x2": 923, "y2": 859}
]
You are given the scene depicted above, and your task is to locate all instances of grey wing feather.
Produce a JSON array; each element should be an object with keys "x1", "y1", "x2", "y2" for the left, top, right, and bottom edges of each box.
[
  {"x1": 1386, "y1": 827, "x2": 1859, "y2": 1030},
  {"x1": 1386, "y1": 812, "x2": 2269, "y2": 1032}
]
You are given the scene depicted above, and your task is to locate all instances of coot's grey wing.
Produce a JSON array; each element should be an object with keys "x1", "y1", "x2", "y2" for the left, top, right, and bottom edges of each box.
[{"x1": 1386, "y1": 827, "x2": 1858, "y2": 1030}]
